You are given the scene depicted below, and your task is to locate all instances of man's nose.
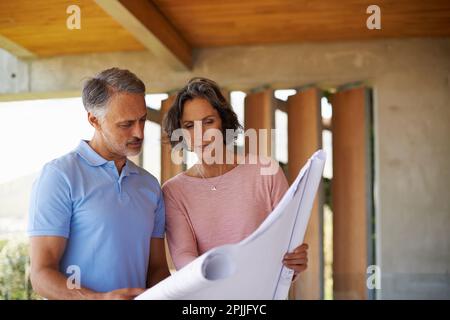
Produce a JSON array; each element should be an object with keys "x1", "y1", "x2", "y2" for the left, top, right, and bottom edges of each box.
[{"x1": 132, "y1": 122, "x2": 144, "y2": 140}]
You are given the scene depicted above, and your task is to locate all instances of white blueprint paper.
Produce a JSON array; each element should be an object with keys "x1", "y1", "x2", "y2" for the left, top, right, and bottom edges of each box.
[{"x1": 136, "y1": 150, "x2": 326, "y2": 300}]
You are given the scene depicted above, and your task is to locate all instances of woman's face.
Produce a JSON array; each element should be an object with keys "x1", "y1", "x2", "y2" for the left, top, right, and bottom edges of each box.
[{"x1": 180, "y1": 97, "x2": 223, "y2": 152}]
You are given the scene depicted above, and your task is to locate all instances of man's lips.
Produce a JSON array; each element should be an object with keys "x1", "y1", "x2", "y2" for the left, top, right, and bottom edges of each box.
[{"x1": 128, "y1": 141, "x2": 142, "y2": 147}]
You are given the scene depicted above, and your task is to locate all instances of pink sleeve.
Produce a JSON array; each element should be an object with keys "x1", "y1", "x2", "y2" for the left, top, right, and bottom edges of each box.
[
  {"x1": 163, "y1": 188, "x2": 199, "y2": 270},
  {"x1": 270, "y1": 165, "x2": 289, "y2": 209}
]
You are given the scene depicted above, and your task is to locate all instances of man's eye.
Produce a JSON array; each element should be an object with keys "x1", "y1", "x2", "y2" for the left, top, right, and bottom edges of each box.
[
  {"x1": 120, "y1": 124, "x2": 131, "y2": 128},
  {"x1": 185, "y1": 124, "x2": 193, "y2": 129}
]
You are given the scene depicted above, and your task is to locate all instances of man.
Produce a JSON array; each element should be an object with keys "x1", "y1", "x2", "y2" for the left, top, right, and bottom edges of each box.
[{"x1": 28, "y1": 68, "x2": 170, "y2": 299}]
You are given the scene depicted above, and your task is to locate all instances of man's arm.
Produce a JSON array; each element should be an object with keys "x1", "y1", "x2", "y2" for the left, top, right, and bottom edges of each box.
[
  {"x1": 146, "y1": 238, "x2": 171, "y2": 288},
  {"x1": 30, "y1": 236, "x2": 144, "y2": 300}
]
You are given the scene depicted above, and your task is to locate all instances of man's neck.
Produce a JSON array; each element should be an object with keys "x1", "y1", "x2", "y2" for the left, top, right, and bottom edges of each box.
[{"x1": 88, "y1": 136, "x2": 127, "y2": 174}]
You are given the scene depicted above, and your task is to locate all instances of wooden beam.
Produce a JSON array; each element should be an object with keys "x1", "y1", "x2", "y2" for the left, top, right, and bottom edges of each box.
[
  {"x1": 95, "y1": 0, "x2": 192, "y2": 70},
  {"x1": 287, "y1": 88, "x2": 323, "y2": 300},
  {"x1": 160, "y1": 94, "x2": 182, "y2": 272},
  {"x1": 146, "y1": 107, "x2": 162, "y2": 124},
  {"x1": 331, "y1": 86, "x2": 373, "y2": 299},
  {"x1": 160, "y1": 95, "x2": 183, "y2": 184},
  {"x1": 0, "y1": 34, "x2": 35, "y2": 59},
  {"x1": 244, "y1": 89, "x2": 275, "y2": 158}
]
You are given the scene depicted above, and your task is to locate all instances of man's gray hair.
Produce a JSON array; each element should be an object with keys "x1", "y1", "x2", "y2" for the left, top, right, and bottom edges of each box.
[{"x1": 82, "y1": 68, "x2": 146, "y2": 119}]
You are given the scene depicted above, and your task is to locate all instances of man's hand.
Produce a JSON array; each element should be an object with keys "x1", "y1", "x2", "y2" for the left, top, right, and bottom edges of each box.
[
  {"x1": 98, "y1": 288, "x2": 146, "y2": 300},
  {"x1": 30, "y1": 236, "x2": 146, "y2": 300},
  {"x1": 283, "y1": 243, "x2": 309, "y2": 282}
]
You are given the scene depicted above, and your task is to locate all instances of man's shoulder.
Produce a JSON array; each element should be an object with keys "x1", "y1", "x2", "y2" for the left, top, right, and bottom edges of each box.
[{"x1": 41, "y1": 149, "x2": 81, "y2": 177}]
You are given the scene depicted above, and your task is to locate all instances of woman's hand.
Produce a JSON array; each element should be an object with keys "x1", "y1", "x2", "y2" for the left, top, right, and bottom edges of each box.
[{"x1": 283, "y1": 243, "x2": 309, "y2": 282}]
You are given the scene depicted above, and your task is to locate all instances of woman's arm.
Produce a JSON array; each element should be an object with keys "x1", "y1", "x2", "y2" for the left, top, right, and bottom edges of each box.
[{"x1": 164, "y1": 191, "x2": 200, "y2": 270}]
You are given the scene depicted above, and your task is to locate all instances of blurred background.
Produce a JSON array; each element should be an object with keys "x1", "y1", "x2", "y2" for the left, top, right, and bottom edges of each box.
[{"x1": 0, "y1": 0, "x2": 449, "y2": 300}]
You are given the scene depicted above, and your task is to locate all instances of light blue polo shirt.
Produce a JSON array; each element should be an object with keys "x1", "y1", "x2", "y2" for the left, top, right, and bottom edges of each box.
[{"x1": 28, "y1": 140, "x2": 165, "y2": 292}]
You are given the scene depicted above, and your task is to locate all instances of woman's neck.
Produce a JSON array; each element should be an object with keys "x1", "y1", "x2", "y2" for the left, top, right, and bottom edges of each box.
[{"x1": 189, "y1": 146, "x2": 242, "y2": 178}]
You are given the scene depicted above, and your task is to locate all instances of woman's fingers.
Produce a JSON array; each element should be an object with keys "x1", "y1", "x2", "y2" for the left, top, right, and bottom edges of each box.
[
  {"x1": 294, "y1": 243, "x2": 309, "y2": 252},
  {"x1": 284, "y1": 252, "x2": 307, "y2": 260},
  {"x1": 283, "y1": 258, "x2": 308, "y2": 265},
  {"x1": 284, "y1": 263, "x2": 308, "y2": 273},
  {"x1": 282, "y1": 243, "x2": 309, "y2": 274}
]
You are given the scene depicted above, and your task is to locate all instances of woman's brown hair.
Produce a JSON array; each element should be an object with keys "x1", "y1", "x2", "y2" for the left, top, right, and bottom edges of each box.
[{"x1": 162, "y1": 77, "x2": 242, "y2": 148}]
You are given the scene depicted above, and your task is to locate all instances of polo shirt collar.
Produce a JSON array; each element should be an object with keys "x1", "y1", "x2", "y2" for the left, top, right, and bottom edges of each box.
[
  {"x1": 76, "y1": 140, "x2": 108, "y2": 166},
  {"x1": 76, "y1": 140, "x2": 140, "y2": 175},
  {"x1": 124, "y1": 159, "x2": 140, "y2": 175}
]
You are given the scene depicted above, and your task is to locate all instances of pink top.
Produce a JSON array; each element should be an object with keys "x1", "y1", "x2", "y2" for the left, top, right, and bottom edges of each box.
[{"x1": 162, "y1": 156, "x2": 289, "y2": 270}]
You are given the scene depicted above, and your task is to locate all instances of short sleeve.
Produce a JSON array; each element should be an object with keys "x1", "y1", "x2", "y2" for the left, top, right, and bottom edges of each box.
[
  {"x1": 151, "y1": 188, "x2": 166, "y2": 238},
  {"x1": 28, "y1": 164, "x2": 73, "y2": 238}
]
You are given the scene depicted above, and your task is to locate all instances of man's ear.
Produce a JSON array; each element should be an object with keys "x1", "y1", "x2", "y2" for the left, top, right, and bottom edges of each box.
[{"x1": 87, "y1": 112, "x2": 102, "y2": 130}]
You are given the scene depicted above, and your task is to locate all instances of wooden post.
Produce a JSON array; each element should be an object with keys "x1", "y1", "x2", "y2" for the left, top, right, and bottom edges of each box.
[
  {"x1": 244, "y1": 89, "x2": 274, "y2": 157},
  {"x1": 160, "y1": 94, "x2": 183, "y2": 272},
  {"x1": 160, "y1": 95, "x2": 183, "y2": 184},
  {"x1": 287, "y1": 87, "x2": 323, "y2": 299},
  {"x1": 331, "y1": 86, "x2": 373, "y2": 300}
]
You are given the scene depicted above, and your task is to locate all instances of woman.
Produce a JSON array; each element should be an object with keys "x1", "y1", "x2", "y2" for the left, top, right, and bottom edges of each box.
[{"x1": 162, "y1": 77, "x2": 308, "y2": 281}]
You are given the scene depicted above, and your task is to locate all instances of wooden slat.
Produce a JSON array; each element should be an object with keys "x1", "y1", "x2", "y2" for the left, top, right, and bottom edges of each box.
[
  {"x1": 2, "y1": 0, "x2": 449, "y2": 58},
  {"x1": 244, "y1": 89, "x2": 274, "y2": 158},
  {"x1": 0, "y1": 0, "x2": 144, "y2": 56},
  {"x1": 154, "y1": 0, "x2": 450, "y2": 47},
  {"x1": 331, "y1": 86, "x2": 372, "y2": 299},
  {"x1": 287, "y1": 88, "x2": 323, "y2": 299},
  {"x1": 95, "y1": 0, "x2": 192, "y2": 70},
  {"x1": 146, "y1": 107, "x2": 162, "y2": 124},
  {"x1": 160, "y1": 94, "x2": 182, "y2": 272},
  {"x1": 160, "y1": 95, "x2": 183, "y2": 184}
]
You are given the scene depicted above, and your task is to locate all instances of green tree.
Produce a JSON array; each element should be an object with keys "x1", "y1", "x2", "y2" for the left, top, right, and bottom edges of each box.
[{"x1": 0, "y1": 237, "x2": 39, "y2": 300}]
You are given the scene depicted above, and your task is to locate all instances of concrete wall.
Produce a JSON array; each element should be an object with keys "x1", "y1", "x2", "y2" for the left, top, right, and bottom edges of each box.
[{"x1": 1, "y1": 38, "x2": 449, "y2": 299}]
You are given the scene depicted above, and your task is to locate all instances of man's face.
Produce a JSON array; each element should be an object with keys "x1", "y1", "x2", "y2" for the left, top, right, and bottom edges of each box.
[{"x1": 96, "y1": 92, "x2": 147, "y2": 158}]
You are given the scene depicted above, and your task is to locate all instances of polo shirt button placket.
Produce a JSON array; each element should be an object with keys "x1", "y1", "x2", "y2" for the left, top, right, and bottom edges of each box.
[{"x1": 117, "y1": 174, "x2": 130, "y2": 202}]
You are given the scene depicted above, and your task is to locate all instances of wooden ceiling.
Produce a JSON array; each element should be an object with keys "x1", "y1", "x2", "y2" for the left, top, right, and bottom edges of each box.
[
  {"x1": 0, "y1": 0, "x2": 449, "y2": 69},
  {"x1": 154, "y1": 0, "x2": 450, "y2": 46},
  {"x1": 0, "y1": 0, "x2": 144, "y2": 57}
]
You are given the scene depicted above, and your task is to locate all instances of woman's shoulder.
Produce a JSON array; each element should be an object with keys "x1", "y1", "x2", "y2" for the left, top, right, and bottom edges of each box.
[{"x1": 161, "y1": 172, "x2": 187, "y2": 194}]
